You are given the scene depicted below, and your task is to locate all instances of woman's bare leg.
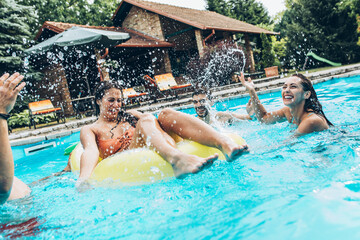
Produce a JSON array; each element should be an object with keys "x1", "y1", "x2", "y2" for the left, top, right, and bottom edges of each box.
[
  {"x1": 158, "y1": 108, "x2": 248, "y2": 161},
  {"x1": 129, "y1": 114, "x2": 218, "y2": 178}
]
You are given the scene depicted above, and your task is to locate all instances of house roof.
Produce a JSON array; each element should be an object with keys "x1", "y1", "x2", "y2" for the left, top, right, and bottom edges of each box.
[
  {"x1": 112, "y1": 0, "x2": 279, "y2": 35},
  {"x1": 35, "y1": 21, "x2": 174, "y2": 48}
]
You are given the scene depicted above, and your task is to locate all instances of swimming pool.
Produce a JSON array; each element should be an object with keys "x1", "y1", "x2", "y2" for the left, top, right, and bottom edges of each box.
[{"x1": 1, "y1": 75, "x2": 360, "y2": 239}]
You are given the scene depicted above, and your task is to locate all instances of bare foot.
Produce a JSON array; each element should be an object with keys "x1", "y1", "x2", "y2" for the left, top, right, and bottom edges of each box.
[
  {"x1": 221, "y1": 140, "x2": 249, "y2": 162},
  {"x1": 170, "y1": 152, "x2": 218, "y2": 179}
]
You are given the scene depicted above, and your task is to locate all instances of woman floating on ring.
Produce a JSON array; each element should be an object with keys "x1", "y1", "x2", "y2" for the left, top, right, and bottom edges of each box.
[
  {"x1": 239, "y1": 72, "x2": 333, "y2": 135},
  {"x1": 65, "y1": 81, "x2": 248, "y2": 187}
]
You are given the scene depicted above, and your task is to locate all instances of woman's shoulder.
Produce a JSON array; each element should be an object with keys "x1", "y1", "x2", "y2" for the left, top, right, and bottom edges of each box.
[
  {"x1": 81, "y1": 122, "x2": 97, "y2": 132},
  {"x1": 80, "y1": 122, "x2": 105, "y2": 144},
  {"x1": 297, "y1": 113, "x2": 329, "y2": 133},
  {"x1": 308, "y1": 113, "x2": 329, "y2": 127},
  {"x1": 127, "y1": 110, "x2": 144, "y2": 119},
  {"x1": 80, "y1": 121, "x2": 105, "y2": 137}
]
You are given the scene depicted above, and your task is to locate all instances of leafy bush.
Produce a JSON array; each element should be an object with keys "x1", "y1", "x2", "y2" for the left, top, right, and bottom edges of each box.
[
  {"x1": 8, "y1": 110, "x2": 57, "y2": 129},
  {"x1": 8, "y1": 110, "x2": 30, "y2": 128}
]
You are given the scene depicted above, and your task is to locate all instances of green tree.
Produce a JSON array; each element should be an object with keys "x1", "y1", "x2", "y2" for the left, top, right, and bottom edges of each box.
[
  {"x1": 19, "y1": 0, "x2": 119, "y2": 34},
  {"x1": 206, "y1": 0, "x2": 231, "y2": 16},
  {"x1": 272, "y1": 37, "x2": 287, "y2": 68},
  {"x1": 358, "y1": 16, "x2": 360, "y2": 46},
  {"x1": 0, "y1": 0, "x2": 37, "y2": 74},
  {"x1": 228, "y1": 0, "x2": 271, "y2": 26},
  {"x1": 0, "y1": 0, "x2": 41, "y2": 113},
  {"x1": 206, "y1": 0, "x2": 273, "y2": 72},
  {"x1": 336, "y1": 0, "x2": 360, "y2": 46},
  {"x1": 275, "y1": 0, "x2": 360, "y2": 69},
  {"x1": 206, "y1": 0, "x2": 271, "y2": 26},
  {"x1": 259, "y1": 33, "x2": 275, "y2": 68}
]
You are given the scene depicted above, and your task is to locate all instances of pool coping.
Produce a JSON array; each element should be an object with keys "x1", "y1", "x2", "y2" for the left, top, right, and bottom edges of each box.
[{"x1": 9, "y1": 64, "x2": 360, "y2": 147}]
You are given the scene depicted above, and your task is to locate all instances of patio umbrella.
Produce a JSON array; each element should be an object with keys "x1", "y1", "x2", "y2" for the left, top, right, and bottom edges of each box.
[
  {"x1": 24, "y1": 26, "x2": 130, "y2": 55},
  {"x1": 24, "y1": 26, "x2": 130, "y2": 114}
]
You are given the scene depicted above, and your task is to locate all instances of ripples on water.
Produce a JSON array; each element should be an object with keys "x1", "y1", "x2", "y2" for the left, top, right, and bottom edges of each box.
[{"x1": 1, "y1": 75, "x2": 360, "y2": 239}]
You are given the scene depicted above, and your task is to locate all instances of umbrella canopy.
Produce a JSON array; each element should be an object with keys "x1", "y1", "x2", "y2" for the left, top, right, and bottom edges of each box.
[{"x1": 24, "y1": 26, "x2": 131, "y2": 55}]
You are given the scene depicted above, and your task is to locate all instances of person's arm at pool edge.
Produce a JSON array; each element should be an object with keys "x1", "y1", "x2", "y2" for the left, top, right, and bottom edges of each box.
[
  {"x1": 0, "y1": 73, "x2": 26, "y2": 203},
  {"x1": 77, "y1": 125, "x2": 100, "y2": 186},
  {"x1": 0, "y1": 114, "x2": 13, "y2": 203},
  {"x1": 238, "y1": 73, "x2": 288, "y2": 124}
]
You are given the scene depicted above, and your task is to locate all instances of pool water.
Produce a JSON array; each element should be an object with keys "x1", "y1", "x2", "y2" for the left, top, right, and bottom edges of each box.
[{"x1": 1, "y1": 75, "x2": 360, "y2": 239}]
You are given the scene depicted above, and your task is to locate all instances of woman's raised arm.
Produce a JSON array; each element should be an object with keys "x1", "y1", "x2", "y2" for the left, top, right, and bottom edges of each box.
[
  {"x1": 239, "y1": 73, "x2": 288, "y2": 124},
  {"x1": 0, "y1": 73, "x2": 26, "y2": 203}
]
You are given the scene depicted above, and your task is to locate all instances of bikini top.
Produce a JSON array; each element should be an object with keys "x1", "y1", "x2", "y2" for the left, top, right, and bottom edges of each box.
[{"x1": 97, "y1": 127, "x2": 135, "y2": 159}]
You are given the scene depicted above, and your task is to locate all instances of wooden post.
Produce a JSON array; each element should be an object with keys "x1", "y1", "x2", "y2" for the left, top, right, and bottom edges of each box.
[
  {"x1": 163, "y1": 49, "x2": 172, "y2": 73},
  {"x1": 244, "y1": 33, "x2": 255, "y2": 73},
  {"x1": 194, "y1": 30, "x2": 204, "y2": 58}
]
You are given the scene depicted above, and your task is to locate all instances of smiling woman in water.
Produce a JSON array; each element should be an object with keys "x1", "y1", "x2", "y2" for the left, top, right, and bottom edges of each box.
[{"x1": 239, "y1": 72, "x2": 333, "y2": 135}]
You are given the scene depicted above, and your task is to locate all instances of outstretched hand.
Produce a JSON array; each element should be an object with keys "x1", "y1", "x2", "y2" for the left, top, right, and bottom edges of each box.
[
  {"x1": 238, "y1": 72, "x2": 255, "y2": 91},
  {"x1": 0, "y1": 73, "x2": 26, "y2": 114}
]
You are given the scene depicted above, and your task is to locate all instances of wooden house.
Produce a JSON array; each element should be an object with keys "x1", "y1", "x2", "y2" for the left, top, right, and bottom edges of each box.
[{"x1": 30, "y1": 0, "x2": 278, "y2": 115}]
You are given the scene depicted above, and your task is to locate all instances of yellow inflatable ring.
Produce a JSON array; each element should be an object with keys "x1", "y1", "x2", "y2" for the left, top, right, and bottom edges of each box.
[{"x1": 70, "y1": 133, "x2": 246, "y2": 185}]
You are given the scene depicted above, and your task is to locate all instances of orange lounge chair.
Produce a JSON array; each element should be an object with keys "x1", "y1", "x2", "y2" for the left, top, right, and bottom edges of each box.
[
  {"x1": 28, "y1": 100, "x2": 65, "y2": 129},
  {"x1": 144, "y1": 73, "x2": 193, "y2": 99},
  {"x1": 122, "y1": 88, "x2": 148, "y2": 105},
  {"x1": 154, "y1": 73, "x2": 192, "y2": 91}
]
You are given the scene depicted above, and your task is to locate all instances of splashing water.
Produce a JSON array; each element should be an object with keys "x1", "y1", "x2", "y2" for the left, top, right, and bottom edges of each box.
[
  {"x1": 186, "y1": 42, "x2": 247, "y2": 90},
  {"x1": 228, "y1": 47, "x2": 247, "y2": 73},
  {"x1": 200, "y1": 47, "x2": 246, "y2": 87}
]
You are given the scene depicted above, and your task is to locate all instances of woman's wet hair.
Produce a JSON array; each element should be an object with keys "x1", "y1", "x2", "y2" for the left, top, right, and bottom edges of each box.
[
  {"x1": 94, "y1": 81, "x2": 139, "y2": 134},
  {"x1": 292, "y1": 74, "x2": 333, "y2": 126}
]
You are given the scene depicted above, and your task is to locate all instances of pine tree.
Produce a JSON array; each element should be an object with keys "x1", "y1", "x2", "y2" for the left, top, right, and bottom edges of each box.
[
  {"x1": 0, "y1": 0, "x2": 37, "y2": 74},
  {"x1": 206, "y1": 0, "x2": 223, "y2": 13},
  {"x1": 228, "y1": 0, "x2": 271, "y2": 26},
  {"x1": 206, "y1": 0, "x2": 231, "y2": 17},
  {"x1": 205, "y1": 0, "x2": 271, "y2": 26}
]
